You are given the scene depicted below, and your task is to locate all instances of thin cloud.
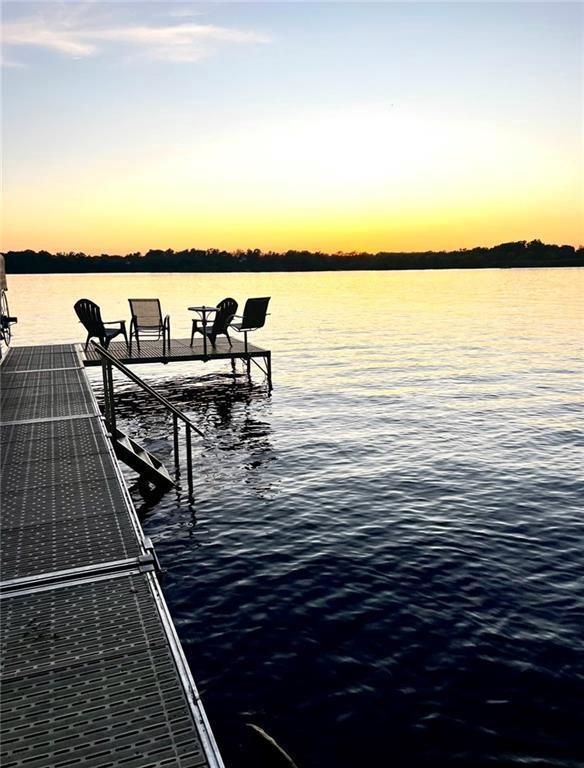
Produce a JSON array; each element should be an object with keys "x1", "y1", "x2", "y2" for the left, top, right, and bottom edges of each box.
[
  {"x1": 1, "y1": 14, "x2": 270, "y2": 63},
  {"x1": 94, "y1": 23, "x2": 269, "y2": 63},
  {"x1": 0, "y1": 53, "x2": 26, "y2": 69},
  {"x1": 2, "y1": 18, "x2": 97, "y2": 57},
  {"x1": 166, "y1": 8, "x2": 205, "y2": 19}
]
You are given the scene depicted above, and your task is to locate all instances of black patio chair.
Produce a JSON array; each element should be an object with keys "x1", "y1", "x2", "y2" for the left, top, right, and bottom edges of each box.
[
  {"x1": 74, "y1": 298, "x2": 128, "y2": 351},
  {"x1": 229, "y1": 297, "x2": 270, "y2": 352},
  {"x1": 191, "y1": 297, "x2": 238, "y2": 348},
  {"x1": 128, "y1": 298, "x2": 170, "y2": 356}
]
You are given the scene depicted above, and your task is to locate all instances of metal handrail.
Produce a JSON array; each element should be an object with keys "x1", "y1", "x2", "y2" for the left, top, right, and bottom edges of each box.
[
  {"x1": 91, "y1": 342, "x2": 204, "y2": 437},
  {"x1": 91, "y1": 341, "x2": 203, "y2": 497}
]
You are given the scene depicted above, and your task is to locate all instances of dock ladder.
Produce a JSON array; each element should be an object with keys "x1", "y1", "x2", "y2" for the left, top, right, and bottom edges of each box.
[{"x1": 92, "y1": 342, "x2": 204, "y2": 497}]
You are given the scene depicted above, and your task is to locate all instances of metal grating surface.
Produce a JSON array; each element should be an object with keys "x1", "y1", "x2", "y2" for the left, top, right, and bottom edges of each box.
[
  {"x1": 1, "y1": 385, "x2": 95, "y2": 422},
  {"x1": 0, "y1": 573, "x2": 209, "y2": 768},
  {"x1": 83, "y1": 337, "x2": 265, "y2": 365},
  {"x1": 1, "y1": 417, "x2": 110, "y2": 466},
  {"x1": 2, "y1": 436, "x2": 117, "y2": 495},
  {"x1": 0, "y1": 345, "x2": 220, "y2": 767},
  {"x1": 3, "y1": 345, "x2": 81, "y2": 372},
  {"x1": 0, "y1": 481, "x2": 142, "y2": 581},
  {"x1": 1, "y1": 368, "x2": 90, "y2": 392}
]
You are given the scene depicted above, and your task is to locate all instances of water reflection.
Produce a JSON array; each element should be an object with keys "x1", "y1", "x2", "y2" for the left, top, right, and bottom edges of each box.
[{"x1": 102, "y1": 371, "x2": 276, "y2": 516}]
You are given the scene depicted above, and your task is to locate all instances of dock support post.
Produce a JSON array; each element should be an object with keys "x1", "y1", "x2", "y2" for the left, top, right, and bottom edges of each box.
[{"x1": 266, "y1": 352, "x2": 272, "y2": 392}]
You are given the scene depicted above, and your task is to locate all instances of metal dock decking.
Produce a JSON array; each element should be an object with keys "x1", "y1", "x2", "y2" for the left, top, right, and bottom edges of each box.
[
  {"x1": 0, "y1": 345, "x2": 224, "y2": 768},
  {"x1": 82, "y1": 337, "x2": 272, "y2": 390}
]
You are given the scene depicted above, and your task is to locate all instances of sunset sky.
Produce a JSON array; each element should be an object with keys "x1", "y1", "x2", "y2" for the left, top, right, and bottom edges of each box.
[{"x1": 2, "y1": 1, "x2": 582, "y2": 254}]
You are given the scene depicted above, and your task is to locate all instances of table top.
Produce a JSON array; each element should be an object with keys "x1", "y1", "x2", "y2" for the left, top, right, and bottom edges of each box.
[{"x1": 188, "y1": 305, "x2": 217, "y2": 312}]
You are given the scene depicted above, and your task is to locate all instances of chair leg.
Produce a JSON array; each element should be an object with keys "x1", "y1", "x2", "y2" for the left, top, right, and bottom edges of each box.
[
  {"x1": 122, "y1": 326, "x2": 129, "y2": 349},
  {"x1": 225, "y1": 330, "x2": 232, "y2": 347},
  {"x1": 84, "y1": 334, "x2": 91, "y2": 352},
  {"x1": 128, "y1": 319, "x2": 133, "y2": 356},
  {"x1": 191, "y1": 320, "x2": 197, "y2": 346}
]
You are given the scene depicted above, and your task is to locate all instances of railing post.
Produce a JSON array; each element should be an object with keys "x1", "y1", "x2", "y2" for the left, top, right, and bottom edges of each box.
[
  {"x1": 186, "y1": 427, "x2": 193, "y2": 498},
  {"x1": 107, "y1": 360, "x2": 116, "y2": 434},
  {"x1": 173, "y1": 413, "x2": 180, "y2": 472},
  {"x1": 101, "y1": 357, "x2": 116, "y2": 434}
]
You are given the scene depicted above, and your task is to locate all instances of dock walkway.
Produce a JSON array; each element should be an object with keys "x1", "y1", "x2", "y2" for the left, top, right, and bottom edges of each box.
[{"x1": 0, "y1": 345, "x2": 224, "y2": 768}]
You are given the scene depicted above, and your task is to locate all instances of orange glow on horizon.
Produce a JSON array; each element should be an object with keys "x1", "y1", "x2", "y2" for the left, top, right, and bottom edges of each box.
[{"x1": 3, "y1": 106, "x2": 582, "y2": 254}]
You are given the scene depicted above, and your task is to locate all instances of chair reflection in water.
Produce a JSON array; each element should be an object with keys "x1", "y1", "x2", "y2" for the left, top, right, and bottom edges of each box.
[
  {"x1": 230, "y1": 297, "x2": 270, "y2": 352},
  {"x1": 128, "y1": 298, "x2": 171, "y2": 356},
  {"x1": 191, "y1": 297, "x2": 238, "y2": 349},
  {"x1": 74, "y1": 298, "x2": 128, "y2": 351}
]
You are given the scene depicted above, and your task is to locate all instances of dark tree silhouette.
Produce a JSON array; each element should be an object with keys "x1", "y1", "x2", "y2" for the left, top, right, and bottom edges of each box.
[{"x1": 3, "y1": 241, "x2": 582, "y2": 274}]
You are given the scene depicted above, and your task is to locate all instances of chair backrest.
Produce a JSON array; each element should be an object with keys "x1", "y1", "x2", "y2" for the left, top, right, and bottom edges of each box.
[
  {"x1": 240, "y1": 297, "x2": 270, "y2": 330},
  {"x1": 211, "y1": 297, "x2": 238, "y2": 335},
  {"x1": 74, "y1": 298, "x2": 104, "y2": 336},
  {"x1": 128, "y1": 299, "x2": 163, "y2": 329}
]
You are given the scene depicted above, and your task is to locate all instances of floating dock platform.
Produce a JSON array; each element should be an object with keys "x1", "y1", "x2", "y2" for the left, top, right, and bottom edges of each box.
[
  {"x1": 82, "y1": 337, "x2": 272, "y2": 389},
  {"x1": 0, "y1": 344, "x2": 225, "y2": 768}
]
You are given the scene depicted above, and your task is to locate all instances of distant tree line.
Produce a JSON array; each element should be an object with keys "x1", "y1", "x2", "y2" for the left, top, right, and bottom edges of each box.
[{"x1": 3, "y1": 240, "x2": 582, "y2": 274}]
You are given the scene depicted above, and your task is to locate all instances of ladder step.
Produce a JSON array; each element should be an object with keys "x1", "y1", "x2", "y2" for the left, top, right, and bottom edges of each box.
[{"x1": 112, "y1": 429, "x2": 174, "y2": 490}]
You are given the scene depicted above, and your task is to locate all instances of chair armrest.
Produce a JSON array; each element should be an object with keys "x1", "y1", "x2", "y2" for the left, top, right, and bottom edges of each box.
[{"x1": 103, "y1": 320, "x2": 126, "y2": 326}]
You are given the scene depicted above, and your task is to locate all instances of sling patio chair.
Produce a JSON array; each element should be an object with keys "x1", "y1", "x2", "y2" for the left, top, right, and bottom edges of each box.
[
  {"x1": 128, "y1": 298, "x2": 171, "y2": 356},
  {"x1": 229, "y1": 297, "x2": 270, "y2": 352},
  {"x1": 74, "y1": 298, "x2": 128, "y2": 351},
  {"x1": 191, "y1": 297, "x2": 238, "y2": 349}
]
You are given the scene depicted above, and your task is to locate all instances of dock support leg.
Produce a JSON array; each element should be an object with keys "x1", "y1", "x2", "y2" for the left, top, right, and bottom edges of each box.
[
  {"x1": 266, "y1": 352, "x2": 272, "y2": 392},
  {"x1": 230, "y1": 356, "x2": 236, "y2": 381},
  {"x1": 246, "y1": 356, "x2": 251, "y2": 382}
]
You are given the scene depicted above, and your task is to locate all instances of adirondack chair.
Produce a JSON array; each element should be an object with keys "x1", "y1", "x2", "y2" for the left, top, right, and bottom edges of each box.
[
  {"x1": 74, "y1": 298, "x2": 128, "y2": 351},
  {"x1": 191, "y1": 297, "x2": 238, "y2": 348}
]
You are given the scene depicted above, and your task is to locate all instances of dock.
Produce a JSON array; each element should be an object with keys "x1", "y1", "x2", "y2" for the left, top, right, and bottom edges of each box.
[
  {"x1": 82, "y1": 337, "x2": 272, "y2": 390},
  {"x1": 0, "y1": 344, "x2": 225, "y2": 768}
]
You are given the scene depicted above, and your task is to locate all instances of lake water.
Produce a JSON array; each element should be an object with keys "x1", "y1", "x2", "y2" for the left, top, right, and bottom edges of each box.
[{"x1": 6, "y1": 269, "x2": 584, "y2": 768}]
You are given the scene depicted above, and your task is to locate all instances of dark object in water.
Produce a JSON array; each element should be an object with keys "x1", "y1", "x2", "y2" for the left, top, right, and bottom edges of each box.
[{"x1": 245, "y1": 723, "x2": 299, "y2": 768}]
